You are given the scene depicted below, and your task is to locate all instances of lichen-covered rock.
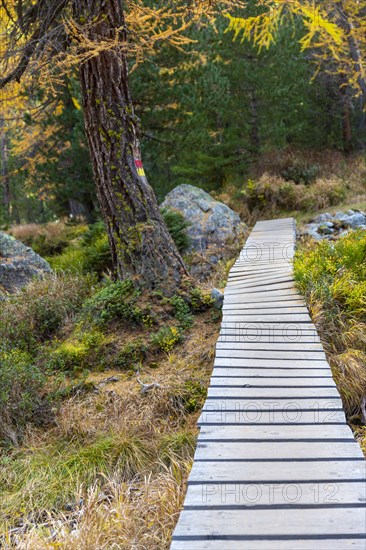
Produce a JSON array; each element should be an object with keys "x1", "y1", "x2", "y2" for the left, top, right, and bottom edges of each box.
[
  {"x1": 0, "y1": 232, "x2": 52, "y2": 293},
  {"x1": 302, "y1": 210, "x2": 366, "y2": 241},
  {"x1": 161, "y1": 184, "x2": 247, "y2": 260}
]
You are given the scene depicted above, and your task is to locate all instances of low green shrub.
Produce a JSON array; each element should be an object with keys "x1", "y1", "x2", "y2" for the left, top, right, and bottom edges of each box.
[
  {"x1": 0, "y1": 274, "x2": 93, "y2": 352},
  {"x1": 47, "y1": 329, "x2": 108, "y2": 372},
  {"x1": 115, "y1": 338, "x2": 148, "y2": 369},
  {"x1": 189, "y1": 287, "x2": 214, "y2": 312},
  {"x1": 0, "y1": 350, "x2": 46, "y2": 445},
  {"x1": 151, "y1": 326, "x2": 182, "y2": 353},
  {"x1": 281, "y1": 161, "x2": 319, "y2": 185},
  {"x1": 170, "y1": 295, "x2": 194, "y2": 330},
  {"x1": 81, "y1": 279, "x2": 151, "y2": 327}
]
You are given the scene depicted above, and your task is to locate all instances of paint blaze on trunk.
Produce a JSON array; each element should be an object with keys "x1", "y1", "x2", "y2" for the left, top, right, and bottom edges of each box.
[{"x1": 74, "y1": 0, "x2": 187, "y2": 290}]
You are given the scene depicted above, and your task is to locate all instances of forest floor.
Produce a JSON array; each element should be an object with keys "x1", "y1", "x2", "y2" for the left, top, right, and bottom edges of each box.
[{"x1": 1, "y1": 153, "x2": 366, "y2": 548}]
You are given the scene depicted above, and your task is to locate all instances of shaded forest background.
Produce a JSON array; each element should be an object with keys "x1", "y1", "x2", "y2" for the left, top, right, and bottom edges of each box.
[{"x1": 1, "y1": 13, "x2": 365, "y2": 226}]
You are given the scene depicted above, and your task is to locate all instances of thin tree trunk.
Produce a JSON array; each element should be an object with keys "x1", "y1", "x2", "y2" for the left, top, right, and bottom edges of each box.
[
  {"x1": 249, "y1": 88, "x2": 260, "y2": 153},
  {"x1": 0, "y1": 118, "x2": 10, "y2": 221},
  {"x1": 73, "y1": 0, "x2": 187, "y2": 291}
]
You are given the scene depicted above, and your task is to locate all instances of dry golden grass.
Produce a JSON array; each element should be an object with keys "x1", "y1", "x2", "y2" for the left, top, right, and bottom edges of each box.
[
  {"x1": 1, "y1": 308, "x2": 220, "y2": 549},
  {"x1": 8, "y1": 222, "x2": 68, "y2": 244}
]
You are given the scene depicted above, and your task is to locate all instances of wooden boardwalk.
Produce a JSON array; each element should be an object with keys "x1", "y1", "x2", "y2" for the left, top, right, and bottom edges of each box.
[{"x1": 171, "y1": 218, "x2": 366, "y2": 549}]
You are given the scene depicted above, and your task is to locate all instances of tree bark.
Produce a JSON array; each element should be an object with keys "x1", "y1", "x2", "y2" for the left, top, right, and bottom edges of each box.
[
  {"x1": 0, "y1": 118, "x2": 10, "y2": 221},
  {"x1": 73, "y1": 0, "x2": 187, "y2": 291}
]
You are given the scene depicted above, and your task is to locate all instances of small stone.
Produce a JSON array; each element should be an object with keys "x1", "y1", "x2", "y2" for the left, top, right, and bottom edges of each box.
[
  {"x1": 334, "y1": 211, "x2": 350, "y2": 221},
  {"x1": 317, "y1": 225, "x2": 333, "y2": 235},
  {"x1": 211, "y1": 288, "x2": 224, "y2": 309},
  {"x1": 312, "y1": 213, "x2": 332, "y2": 223}
]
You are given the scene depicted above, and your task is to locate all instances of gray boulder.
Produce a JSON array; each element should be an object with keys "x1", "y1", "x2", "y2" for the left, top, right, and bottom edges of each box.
[
  {"x1": 211, "y1": 288, "x2": 224, "y2": 309},
  {"x1": 0, "y1": 232, "x2": 51, "y2": 293},
  {"x1": 161, "y1": 184, "x2": 247, "y2": 260},
  {"x1": 303, "y1": 209, "x2": 366, "y2": 241},
  {"x1": 347, "y1": 213, "x2": 366, "y2": 228}
]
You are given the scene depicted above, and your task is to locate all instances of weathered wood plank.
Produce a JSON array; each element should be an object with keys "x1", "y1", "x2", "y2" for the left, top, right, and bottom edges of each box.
[
  {"x1": 222, "y1": 314, "x2": 312, "y2": 323},
  {"x1": 198, "y1": 410, "x2": 347, "y2": 425},
  {"x1": 215, "y1": 350, "x2": 325, "y2": 360},
  {"x1": 225, "y1": 282, "x2": 296, "y2": 295},
  {"x1": 197, "y1": 424, "x2": 354, "y2": 441},
  {"x1": 194, "y1": 441, "x2": 363, "y2": 460},
  {"x1": 172, "y1": 508, "x2": 366, "y2": 538},
  {"x1": 207, "y1": 387, "x2": 340, "y2": 398},
  {"x1": 213, "y1": 358, "x2": 331, "y2": 368},
  {"x1": 202, "y1": 398, "x2": 343, "y2": 411},
  {"x1": 209, "y1": 376, "x2": 336, "y2": 387},
  {"x1": 184, "y1": 481, "x2": 366, "y2": 507},
  {"x1": 188, "y1": 459, "x2": 366, "y2": 483},
  {"x1": 211, "y1": 368, "x2": 332, "y2": 377},
  {"x1": 216, "y1": 342, "x2": 324, "y2": 350},
  {"x1": 171, "y1": 539, "x2": 366, "y2": 549}
]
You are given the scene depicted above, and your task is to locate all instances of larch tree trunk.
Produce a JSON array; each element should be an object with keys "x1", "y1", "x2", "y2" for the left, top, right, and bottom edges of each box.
[
  {"x1": 0, "y1": 118, "x2": 10, "y2": 220},
  {"x1": 73, "y1": 0, "x2": 187, "y2": 291}
]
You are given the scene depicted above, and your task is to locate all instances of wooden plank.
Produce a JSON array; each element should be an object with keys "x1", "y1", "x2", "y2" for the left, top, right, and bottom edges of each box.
[
  {"x1": 228, "y1": 268, "x2": 294, "y2": 278},
  {"x1": 207, "y1": 387, "x2": 340, "y2": 398},
  {"x1": 216, "y1": 342, "x2": 324, "y2": 351},
  {"x1": 172, "y1": 508, "x2": 366, "y2": 538},
  {"x1": 171, "y1": 539, "x2": 366, "y2": 550},
  {"x1": 213, "y1": 358, "x2": 331, "y2": 368},
  {"x1": 223, "y1": 307, "x2": 309, "y2": 315},
  {"x1": 227, "y1": 274, "x2": 294, "y2": 286},
  {"x1": 224, "y1": 283, "x2": 298, "y2": 295},
  {"x1": 222, "y1": 314, "x2": 312, "y2": 323},
  {"x1": 209, "y1": 377, "x2": 337, "y2": 387},
  {"x1": 215, "y1": 350, "x2": 326, "y2": 360},
  {"x1": 187, "y1": 459, "x2": 366, "y2": 483},
  {"x1": 211, "y1": 368, "x2": 332, "y2": 377},
  {"x1": 224, "y1": 289, "x2": 304, "y2": 305},
  {"x1": 184, "y1": 481, "x2": 366, "y2": 507},
  {"x1": 197, "y1": 424, "x2": 354, "y2": 441},
  {"x1": 198, "y1": 410, "x2": 346, "y2": 426},
  {"x1": 194, "y1": 442, "x2": 363, "y2": 460},
  {"x1": 201, "y1": 398, "x2": 343, "y2": 413},
  {"x1": 198, "y1": 410, "x2": 347, "y2": 425}
]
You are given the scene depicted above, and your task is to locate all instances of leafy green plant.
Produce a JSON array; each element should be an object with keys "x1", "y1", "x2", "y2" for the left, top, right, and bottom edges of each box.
[
  {"x1": 189, "y1": 287, "x2": 214, "y2": 312},
  {"x1": 81, "y1": 280, "x2": 149, "y2": 326},
  {"x1": 151, "y1": 326, "x2": 182, "y2": 353},
  {"x1": 170, "y1": 295, "x2": 193, "y2": 330}
]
